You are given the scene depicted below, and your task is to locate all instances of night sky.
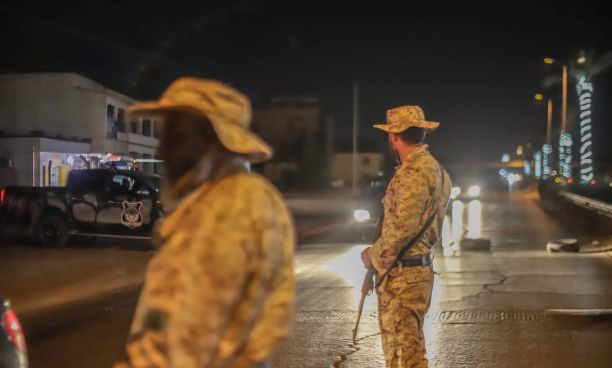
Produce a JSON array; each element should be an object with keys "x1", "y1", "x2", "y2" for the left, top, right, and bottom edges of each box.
[{"x1": 1, "y1": 0, "x2": 610, "y2": 164}]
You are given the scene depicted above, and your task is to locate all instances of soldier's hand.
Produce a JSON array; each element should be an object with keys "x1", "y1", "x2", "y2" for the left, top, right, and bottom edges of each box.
[{"x1": 361, "y1": 247, "x2": 373, "y2": 269}]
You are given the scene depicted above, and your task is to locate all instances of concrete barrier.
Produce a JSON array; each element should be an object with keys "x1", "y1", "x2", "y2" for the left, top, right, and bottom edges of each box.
[{"x1": 459, "y1": 238, "x2": 491, "y2": 251}]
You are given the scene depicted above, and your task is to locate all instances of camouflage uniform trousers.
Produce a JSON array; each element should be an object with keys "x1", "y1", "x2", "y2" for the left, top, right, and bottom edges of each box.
[{"x1": 377, "y1": 265, "x2": 434, "y2": 368}]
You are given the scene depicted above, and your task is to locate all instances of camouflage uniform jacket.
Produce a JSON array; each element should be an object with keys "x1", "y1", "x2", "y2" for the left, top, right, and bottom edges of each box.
[
  {"x1": 368, "y1": 146, "x2": 451, "y2": 275},
  {"x1": 117, "y1": 152, "x2": 295, "y2": 368}
]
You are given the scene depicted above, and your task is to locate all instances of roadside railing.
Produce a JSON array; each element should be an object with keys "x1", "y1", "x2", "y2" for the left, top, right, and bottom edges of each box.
[{"x1": 559, "y1": 191, "x2": 612, "y2": 219}]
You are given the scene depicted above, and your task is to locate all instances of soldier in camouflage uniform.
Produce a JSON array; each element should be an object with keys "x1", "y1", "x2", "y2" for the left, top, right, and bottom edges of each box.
[
  {"x1": 361, "y1": 106, "x2": 451, "y2": 368},
  {"x1": 116, "y1": 78, "x2": 295, "y2": 368}
]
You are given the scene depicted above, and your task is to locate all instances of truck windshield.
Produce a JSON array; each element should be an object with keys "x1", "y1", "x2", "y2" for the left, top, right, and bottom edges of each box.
[{"x1": 143, "y1": 177, "x2": 163, "y2": 193}]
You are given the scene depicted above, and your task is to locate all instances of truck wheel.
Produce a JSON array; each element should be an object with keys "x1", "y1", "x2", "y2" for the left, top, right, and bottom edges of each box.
[{"x1": 36, "y1": 214, "x2": 70, "y2": 248}]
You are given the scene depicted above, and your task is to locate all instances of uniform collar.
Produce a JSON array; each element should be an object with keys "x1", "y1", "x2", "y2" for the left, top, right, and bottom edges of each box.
[
  {"x1": 397, "y1": 145, "x2": 429, "y2": 169},
  {"x1": 162, "y1": 144, "x2": 250, "y2": 211}
]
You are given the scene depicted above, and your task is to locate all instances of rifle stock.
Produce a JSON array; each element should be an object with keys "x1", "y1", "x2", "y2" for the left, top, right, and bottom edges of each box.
[{"x1": 352, "y1": 267, "x2": 375, "y2": 343}]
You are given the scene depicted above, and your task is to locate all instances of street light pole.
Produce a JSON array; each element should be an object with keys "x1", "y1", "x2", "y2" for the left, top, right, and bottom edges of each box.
[
  {"x1": 561, "y1": 65, "x2": 568, "y2": 132},
  {"x1": 352, "y1": 81, "x2": 359, "y2": 194}
]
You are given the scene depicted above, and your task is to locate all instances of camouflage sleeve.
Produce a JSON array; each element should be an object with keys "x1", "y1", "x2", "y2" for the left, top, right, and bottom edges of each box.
[
  {"x1": 368, "y1": 164, "x2": 431, "y2": 273},
  {"x1": 119, "y1": 179, "x2": 251, "y2": 368}
]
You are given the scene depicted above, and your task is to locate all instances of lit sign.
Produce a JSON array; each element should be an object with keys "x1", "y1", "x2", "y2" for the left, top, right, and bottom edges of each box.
[
  {"x1": 516, "y1": 146, "x2": 524, "y2": 155},
  {"x1": 524, "y1": 160, "x2": 531, "y2": 176},
  {"x1": 542, "y1": 144, "x2": 552, "y2": 179},
  {"x1": 558, "y1": 132, "x2": 572, "y2": 179},
  {"x1": 576, "y1": 75, "x2": 594, "y2": 184},
  {"x1": 534, "y1": 151, "x2": 542, "y2": 179}
]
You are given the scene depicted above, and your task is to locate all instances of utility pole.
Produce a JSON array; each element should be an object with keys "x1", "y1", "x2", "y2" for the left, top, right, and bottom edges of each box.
[
  {"x1": 352, "y1": 82, "x2": 359, "y2": 194},
  {"x1": 561, "y1": 65, "x2": 568, "y2": 132}
]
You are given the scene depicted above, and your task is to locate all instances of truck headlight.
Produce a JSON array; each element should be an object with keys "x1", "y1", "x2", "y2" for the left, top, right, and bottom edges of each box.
[
  {"x1": 467, "y1": 185, "x2": 481, "y2": 197},
  {"x1": 450, "y1": 186, "x2": 461, "y2": 200},
  {"x1": 354, "y1": 209, "x2": 371, "y2": 222}
]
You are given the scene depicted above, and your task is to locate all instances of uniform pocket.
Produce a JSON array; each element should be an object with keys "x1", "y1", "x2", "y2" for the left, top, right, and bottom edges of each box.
[
  {"x1": 383, "y1": 266, "x2": 433, "y2": 297},
  {"x1": 401, "y1": 265, "x2": 433, "y2": 284}
]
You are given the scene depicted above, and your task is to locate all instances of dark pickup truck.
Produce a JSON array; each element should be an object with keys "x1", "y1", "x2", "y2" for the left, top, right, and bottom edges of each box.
[{"x1": 0, "y1": 169, "x2": 163, "y2": 247}]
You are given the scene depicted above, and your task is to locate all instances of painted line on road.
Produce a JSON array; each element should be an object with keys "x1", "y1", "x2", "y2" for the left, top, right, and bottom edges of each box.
[{"x1": 294, "y1": 309, "x2": 612, "y2": 325}]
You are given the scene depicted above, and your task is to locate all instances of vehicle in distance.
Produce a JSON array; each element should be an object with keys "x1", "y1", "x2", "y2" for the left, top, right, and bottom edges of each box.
[{"x1": 0, "y1": 169, "x2": 163, "y2": 247}]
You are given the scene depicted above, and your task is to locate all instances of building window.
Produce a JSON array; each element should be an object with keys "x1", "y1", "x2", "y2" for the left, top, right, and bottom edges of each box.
[
  {"x1": 362, "y1": 157, "x2": 371, "y2": 165},
  {"x1": 130, "y1": 121, "x2": 139, "y2": 134},
  {"x1": 117, "y1": 108, "x2": 126, "y2": 132},
  {"x1": 110, "y1": 174, "x2": 135, "y2": 194},
  {"x1": 142, "y1": 119, "x2": 152, "y2": 137},
  {"x1": 153, "y1": 120, "x2": 161, "y2": 139},
  {"x1": 106, "y1": 118, "x2": 117, "y2": 138},
  {"x1": 107, "y1": 104, "x2": 115, "y2": 118}
]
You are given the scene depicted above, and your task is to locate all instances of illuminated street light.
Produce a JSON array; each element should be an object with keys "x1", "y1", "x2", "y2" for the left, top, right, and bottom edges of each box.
[
  {"x1": 576, "y1": 50, "x2": 587, "y2": 65},
  {"x1": 534, "y1": 93, "x2": 544, "y2": 101},
  {"x1": 544, "y1": 57, "x2": 555, "y2": 64},
  {"x1": 516, "y1": 145, "x2": 524, "y2": 155}
]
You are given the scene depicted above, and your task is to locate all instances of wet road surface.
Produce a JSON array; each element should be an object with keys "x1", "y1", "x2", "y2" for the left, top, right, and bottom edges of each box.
[{"x1": 2, "y1": 195, "x2": 612, "y2": 367}]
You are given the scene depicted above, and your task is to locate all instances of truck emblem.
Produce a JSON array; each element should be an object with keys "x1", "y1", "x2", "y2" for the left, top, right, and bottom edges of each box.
[{"x1": 121, "y1": 201, "x2": 143, "y2": 229}]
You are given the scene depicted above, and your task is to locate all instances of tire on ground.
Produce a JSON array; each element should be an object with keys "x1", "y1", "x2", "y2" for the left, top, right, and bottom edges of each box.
[{"x1": 36, "y1": 214, "x2": 70, "y2": 248}]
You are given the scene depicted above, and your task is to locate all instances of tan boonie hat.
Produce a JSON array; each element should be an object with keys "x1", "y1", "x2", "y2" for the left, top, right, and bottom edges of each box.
[
  {"x1": 128, "y1": 77, "x2": 272, "y2": 163},
  {"x1": 373, "y1": 105, "x2": 439, "y2": 133}
]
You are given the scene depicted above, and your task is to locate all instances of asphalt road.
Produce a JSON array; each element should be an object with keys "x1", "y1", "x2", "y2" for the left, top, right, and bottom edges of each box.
[{"x1": 3, "y1": 194, "x2": 612, "y2": 367}]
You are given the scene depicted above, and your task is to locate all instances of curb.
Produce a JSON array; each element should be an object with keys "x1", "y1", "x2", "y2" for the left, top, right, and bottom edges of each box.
[{"x1": 545, "y1": 238, "x2": 612, "y2": 254}]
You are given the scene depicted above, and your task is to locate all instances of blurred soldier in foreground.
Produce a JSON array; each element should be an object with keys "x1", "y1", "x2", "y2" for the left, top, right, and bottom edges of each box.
[
  {"x1": 360, "y1": 106, "x2": 451, "y2": 368},
  {"x1": 116, "y1": 78, "x2": 295, "y2": 368}
]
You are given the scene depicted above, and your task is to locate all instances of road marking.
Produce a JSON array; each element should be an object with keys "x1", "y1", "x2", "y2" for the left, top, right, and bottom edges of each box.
[{"x1": 295, "y1": 309, "x2": 551, "y2": 324}]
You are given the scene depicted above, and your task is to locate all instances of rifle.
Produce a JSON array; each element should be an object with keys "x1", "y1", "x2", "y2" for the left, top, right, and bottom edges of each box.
[
  {"x1": 352, "y1": 267, "x2": 374, "y2": 344},
  {"x1": 352, "y1": 213, "x2": 383, "y2": 344}
]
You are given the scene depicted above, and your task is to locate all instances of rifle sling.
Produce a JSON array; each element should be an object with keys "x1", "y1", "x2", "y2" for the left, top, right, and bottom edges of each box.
[{"x1": 375, "y1": 164, "x2": 445, "y2": 289}]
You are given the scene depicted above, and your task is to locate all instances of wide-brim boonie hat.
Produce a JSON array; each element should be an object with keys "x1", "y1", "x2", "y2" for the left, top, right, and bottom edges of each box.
[
  {"x1": 128, "y1": 77, "x2": 272, "y2": 163},
  {"x1": 373, "y1": 105, "x2": 439, "y2": 133}
]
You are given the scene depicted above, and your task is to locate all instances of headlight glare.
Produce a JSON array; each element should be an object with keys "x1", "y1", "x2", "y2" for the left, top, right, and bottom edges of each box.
[{"x1": 354, "y1": 209, "x2": 371, "y2": 222}]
